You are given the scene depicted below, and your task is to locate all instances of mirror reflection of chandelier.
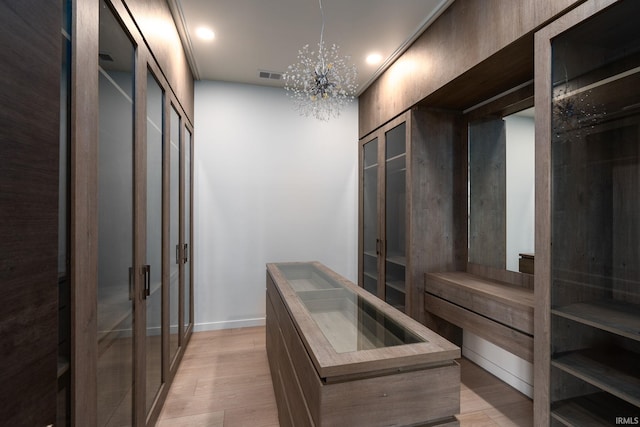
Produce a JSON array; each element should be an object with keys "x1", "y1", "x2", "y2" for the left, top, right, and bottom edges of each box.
[{"x1": 284, "y1": 0, "x2": 358, "y2": 121}]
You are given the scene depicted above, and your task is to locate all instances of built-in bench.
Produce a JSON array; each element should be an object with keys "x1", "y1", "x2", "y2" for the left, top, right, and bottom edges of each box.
[{"x1": 424, "y1": 269, "x2": 534, "y2": 362}]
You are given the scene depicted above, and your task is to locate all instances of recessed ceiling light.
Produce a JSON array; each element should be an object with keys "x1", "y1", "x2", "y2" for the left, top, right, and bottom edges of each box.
[
  {"x1": 195, "y1": 27, "x2": 215, "y2": 41},
  {"x1": 366, "y1": 53, "x2": 382, "y2": 65}
]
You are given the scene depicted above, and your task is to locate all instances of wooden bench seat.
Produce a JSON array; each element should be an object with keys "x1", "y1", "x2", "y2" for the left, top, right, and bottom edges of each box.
[{"x1": 425, "y1": 271, "x2": 534, "y2": 362}]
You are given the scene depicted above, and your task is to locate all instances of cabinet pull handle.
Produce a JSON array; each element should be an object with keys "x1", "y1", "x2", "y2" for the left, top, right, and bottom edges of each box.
[
  {"x1": 376, "y1": 238, "x2": 380, "y2": 255},
  {"x1": 144, "y1": 265, "x2": 151, "y2": 298},
  {"x1": 128, "y1": 267, "x2": 133, "y2": 301},
  {"x1": 183, "y1": 243, "x2": 188, "y2": 264},
  {"x1": 175, "y1": 244, "x2": 180, "y2": 264}
]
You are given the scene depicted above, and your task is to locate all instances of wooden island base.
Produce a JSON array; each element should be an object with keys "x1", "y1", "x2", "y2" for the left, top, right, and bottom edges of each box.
[{"x1": 266, "y1": 262, "x2": 460, "y2": 427}]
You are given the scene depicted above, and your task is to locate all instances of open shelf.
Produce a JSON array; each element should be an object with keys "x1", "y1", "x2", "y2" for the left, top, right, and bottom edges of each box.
[
  {"x1": 552, "y1": 348, "x2": 640, "y2": 408},
  {"x1": 552, "y1": 299, "x2": 640, "y2": 342},
  {"x1": 386, "y1": 253, "x2": 406, "y2": 266},
  {"x1": 552, "y1": 393, "x2": 639, "y2": 426},
  {"x1": 386, "y1": 280, "x2": 406, "y2": 294},
  {"x1": 363, "y1": 251, "x2": 377, "y2": 259}
]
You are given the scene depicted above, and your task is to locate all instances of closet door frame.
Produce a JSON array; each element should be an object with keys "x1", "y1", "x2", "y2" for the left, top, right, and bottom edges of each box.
[
  {"x1": 71, "y1": 0, "x2": 100, "y2": 424},
  {"x1": 70, "y1": 0, "x2": 194, "y2": 425},
  {"x1": 358, "y1": 112, "x2": 411, "y2": 309},
  {"x1": 183, "y1": 123, "x2": 195, "y2": 337},
  {"x1": 135, "y1": 55, "x2": 171, "y2": 427}
]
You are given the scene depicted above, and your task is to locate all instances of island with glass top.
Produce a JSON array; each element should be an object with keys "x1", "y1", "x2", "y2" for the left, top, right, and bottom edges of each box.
[{"x1": 266, "y1": 262, "x2": 460, "y2": 427}]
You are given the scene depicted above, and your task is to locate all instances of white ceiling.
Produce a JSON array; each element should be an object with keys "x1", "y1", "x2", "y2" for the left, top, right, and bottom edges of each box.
[{"x1": 171, "y1": 0, "x2": 453, "y2": 95}]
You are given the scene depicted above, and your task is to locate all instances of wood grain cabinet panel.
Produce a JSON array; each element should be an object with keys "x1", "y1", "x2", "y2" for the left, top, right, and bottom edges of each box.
[{"x1": 425, "y1": 272, "x2": 534, "y2": 335}]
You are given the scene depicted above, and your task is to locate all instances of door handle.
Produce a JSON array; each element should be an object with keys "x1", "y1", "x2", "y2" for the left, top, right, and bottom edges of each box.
[
  {"x1": 143, "y1": 264, "x2": 151, "y2": 298},
  {"x1": 128, "y1": 267, "x2": 133, "y2": 301}
]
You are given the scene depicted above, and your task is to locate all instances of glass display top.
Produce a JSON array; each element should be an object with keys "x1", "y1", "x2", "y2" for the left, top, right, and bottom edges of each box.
[{"x1": 277, "y1": 263, "x2": 424, "y2": 354}]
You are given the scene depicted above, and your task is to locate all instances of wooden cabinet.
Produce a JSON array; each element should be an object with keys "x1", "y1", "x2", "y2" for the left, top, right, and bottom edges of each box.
[
  {"x1": 358, "y1": 109, "x2": 462, "y2": 321},
  {"x1": 266, "y1": 262, "x2": 460, "y2": 427},
  {"x1": 65, "y1": 0, "x2": 195, "y2": 425},
  {"x1": 535, "y1": 0, "x2": 640, "y2": 424}
]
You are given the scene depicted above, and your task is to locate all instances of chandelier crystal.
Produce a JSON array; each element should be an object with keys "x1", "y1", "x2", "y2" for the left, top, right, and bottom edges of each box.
[{"x1": 283, "y1": 0, "x2": 357, "y2": 121}]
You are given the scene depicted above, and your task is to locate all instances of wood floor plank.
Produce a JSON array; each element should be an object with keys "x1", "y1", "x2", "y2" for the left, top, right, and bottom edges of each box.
[
  {"x1": 484, "y1": 400, "x2": 534, "y2": 427},
  {"x1": 223, "y1": 402, "x2": 280, "y2": 427},
  {"x1": 157, "y1": 326, "x2": 533, "y2": 427},
  {"x1": 457, "y1": 411, "x2": 501, "y2": 427},
  {"x1": 156, "y1": 411, "x2": 225, "y2": 427},
  {"x1": 460, "y1": 385, "x2": 529, "y2": 415}
]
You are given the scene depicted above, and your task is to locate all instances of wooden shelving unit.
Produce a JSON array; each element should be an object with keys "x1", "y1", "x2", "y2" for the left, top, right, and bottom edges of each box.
[
  {"x1": 551, "y1": 393, "x2": 639, "y2": 427},
  {"x1": 552, "y1": 349, "x2": 640, "y2": 407},
  {"x1": 535, "y1": 1, "x2": 640, "y2": 424},
  {"x1": 552, "y1": 300, "x2": 640, "y2": 341}
]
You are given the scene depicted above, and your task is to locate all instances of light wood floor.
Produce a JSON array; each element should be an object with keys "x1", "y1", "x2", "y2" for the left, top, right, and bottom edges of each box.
[{"x1": 157, "y1": 326, "x2": 533, "y2": 426}]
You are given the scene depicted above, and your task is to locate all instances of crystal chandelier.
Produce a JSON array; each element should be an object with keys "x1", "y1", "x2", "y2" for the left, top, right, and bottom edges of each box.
[{"x1": 284, "y1": 0, "x2": 357, "y2": 121}]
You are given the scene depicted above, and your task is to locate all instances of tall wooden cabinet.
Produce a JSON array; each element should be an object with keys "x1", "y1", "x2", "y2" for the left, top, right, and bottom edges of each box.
[
  {"x1": 64, "y1": 0, "x2": 195, "y2": 425},
  {"x1": 535, "y1": 0, "x2": 640, "y2": 424},
  {"x1": 358, "y1": 109, "x2": 463, "y2": 321}
]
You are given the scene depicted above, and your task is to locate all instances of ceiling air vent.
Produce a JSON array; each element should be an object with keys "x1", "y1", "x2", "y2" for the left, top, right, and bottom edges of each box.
[{"x1": 259, "y1": 70, "x2": 282, "y2": 80}]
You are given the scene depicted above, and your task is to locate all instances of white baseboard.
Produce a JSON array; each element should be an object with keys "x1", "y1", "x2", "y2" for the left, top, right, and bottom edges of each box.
[
  {"x1": 462, "y1": 331, "x2": 533, "y2": 398},
  {"x1": 194, "y1": 317, "x2": 266, "y2": 332}
]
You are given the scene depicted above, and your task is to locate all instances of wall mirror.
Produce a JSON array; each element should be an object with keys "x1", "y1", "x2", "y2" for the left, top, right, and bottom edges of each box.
[{"x1": 468, "y1": 105, "x2": 535, "y2": 273}]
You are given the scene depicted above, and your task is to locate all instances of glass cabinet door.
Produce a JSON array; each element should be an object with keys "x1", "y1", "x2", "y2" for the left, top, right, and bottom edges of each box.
[
  {"x1": 183, "y1": 129, "x2": 193, "y2": 331},
  {"x1": 97, "y1": 1, "x2": 134, "y2": 425},
  {"x1": 361, "y1": 137, "x2": 379, "y2": 295},
  {"x1": 384, "y1": 123, "x2": 407, "y2": 311},
  {"x1": 548, "y1": 0, "x2": 640, "y2": 423},
  {"x1": 145, "y1": 71, "x2": 164, "y2": 417},
  {"x1": 169, "y1": 106, "x2": 181, "y2": 363}
]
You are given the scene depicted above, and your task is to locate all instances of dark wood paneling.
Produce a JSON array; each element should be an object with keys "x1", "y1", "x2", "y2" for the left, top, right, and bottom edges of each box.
[
  {"x1": 0, "y1": 1, "x2": 61, "y2": 425},
  {"x1": 358, "y1": 0, "x2": 586, "y2": 137}
]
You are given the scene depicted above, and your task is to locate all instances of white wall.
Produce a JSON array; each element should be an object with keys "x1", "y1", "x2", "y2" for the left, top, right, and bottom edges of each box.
[
  {"x1": 462, "y1": 330, "x2": 533, "y2": 397},
  {"x1": 194, "y1": 80, "x2": 358, "y2": 331},
  {"x1": 505, "y1": 113, "x2": 535, "y2": 272}
]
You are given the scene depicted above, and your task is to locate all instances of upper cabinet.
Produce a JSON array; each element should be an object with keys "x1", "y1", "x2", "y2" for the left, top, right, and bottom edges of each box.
[
  {"x1": 358, "y1": 109, "x2": 463, "y2": 321},
  {"x1": 535, "y1": 0, "x2": 640, "y2": 424}
]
